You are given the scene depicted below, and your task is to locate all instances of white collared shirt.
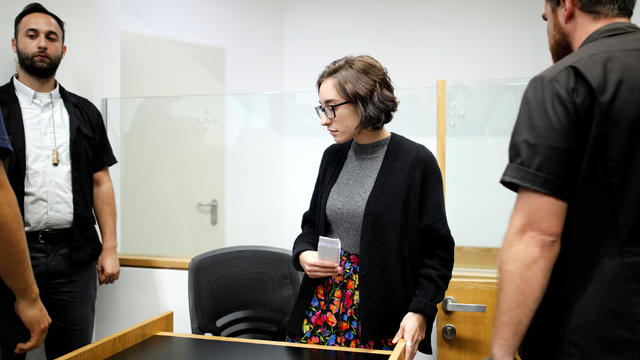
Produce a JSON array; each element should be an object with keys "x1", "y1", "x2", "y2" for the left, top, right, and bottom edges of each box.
[{"x1": 13, "y1": 76, "x2": 73, "y2": 231}]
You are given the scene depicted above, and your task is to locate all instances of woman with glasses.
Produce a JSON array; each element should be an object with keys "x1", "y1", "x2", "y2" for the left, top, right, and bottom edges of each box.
[{"x1": 287, "y1": 55, "x2": 454, "y2": 359}]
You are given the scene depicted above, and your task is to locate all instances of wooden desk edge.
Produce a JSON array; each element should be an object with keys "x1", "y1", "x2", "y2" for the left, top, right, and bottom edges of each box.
[
  {"x1": 389, "y1": 338, "x2": 406, "y2": 360},
  {"x1": 58, "y1": 310, "x2": 405, "y2": 360},
  {"x1": 157, "y1": 332, "x2": 401, "y2": 356},
  {"x1": 56, "y1": 311, "x2": 173, "y2": 360}
]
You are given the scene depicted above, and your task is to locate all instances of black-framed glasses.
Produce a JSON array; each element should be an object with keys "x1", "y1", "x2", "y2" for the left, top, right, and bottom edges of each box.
[{"x1": 315, "y1": 101, "x2": 351, "y2": 120}]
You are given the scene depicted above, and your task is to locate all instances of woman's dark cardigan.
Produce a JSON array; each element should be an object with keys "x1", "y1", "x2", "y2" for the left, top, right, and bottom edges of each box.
[{"x1": 287, "y1": 133, "x2": 454, "y2": 354}]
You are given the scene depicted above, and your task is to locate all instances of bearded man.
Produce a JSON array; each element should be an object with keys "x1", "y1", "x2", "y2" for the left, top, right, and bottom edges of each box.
[
  {"x1": 0, "y1": 3, "x2": 119, "y2": 359},
  {"x1": 491, "y1": 0, "x2": 640, "y2": 359}
]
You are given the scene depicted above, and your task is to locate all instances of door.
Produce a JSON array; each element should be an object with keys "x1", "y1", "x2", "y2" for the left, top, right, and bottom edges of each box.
[
  {"x1": 437, "y1": 276, "x2": 497, "y2": 360},
  {"x1": 115, "y1": 95, "x2": 226, "y2": 257}
]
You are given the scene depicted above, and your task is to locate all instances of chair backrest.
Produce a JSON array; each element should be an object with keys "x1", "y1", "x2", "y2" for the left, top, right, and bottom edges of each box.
[{"x1": 188, "y1": 246, "x2": 301, "y2": 340}]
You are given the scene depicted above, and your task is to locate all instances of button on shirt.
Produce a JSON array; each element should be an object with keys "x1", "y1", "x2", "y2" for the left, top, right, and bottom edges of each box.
[{"x1": 13, "y1": 77, "x2": 73, "y2": 231}]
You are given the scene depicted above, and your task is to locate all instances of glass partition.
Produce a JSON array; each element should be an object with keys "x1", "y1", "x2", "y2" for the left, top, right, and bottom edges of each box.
[
  {"x1": 445, "y1": 79, "x2": 528, "y2": 248},
  {"x1": 105, "y1": 88, "x2": 437, "y2": 257}
]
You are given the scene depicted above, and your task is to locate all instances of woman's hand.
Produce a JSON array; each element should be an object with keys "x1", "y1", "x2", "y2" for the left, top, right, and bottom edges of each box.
[
  {"x1": 299, "y1": 250, "x2": 341, "y2": 278},
  {"x1": 392, "y1": 312, "x2": 427, "y2": 360}
]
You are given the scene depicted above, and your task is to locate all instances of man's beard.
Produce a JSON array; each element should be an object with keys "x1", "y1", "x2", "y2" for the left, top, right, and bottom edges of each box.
[
  {"x1": 549, "y1": 15, "x2": 573, "y2": 63},
  {"x1": 16, "y1": 45, "x2": 62, "y2": 79}
]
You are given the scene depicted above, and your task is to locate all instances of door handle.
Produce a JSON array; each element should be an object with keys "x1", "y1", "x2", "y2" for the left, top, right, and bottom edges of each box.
[
  {"x1": 198, "y1": 199, "x2": 218, "y2": 226},
  {"x1": 442, "y1": 296, "x2": 486, "y2": 313}
]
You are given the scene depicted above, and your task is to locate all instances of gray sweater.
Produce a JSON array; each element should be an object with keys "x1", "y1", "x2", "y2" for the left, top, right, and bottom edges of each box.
[{"x1": 325, "y1": 136, "x2": 390, "y2": 254}]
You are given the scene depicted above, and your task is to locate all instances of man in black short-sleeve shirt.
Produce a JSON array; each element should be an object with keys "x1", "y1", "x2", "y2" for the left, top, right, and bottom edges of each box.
[{"x1": 491, "y1": 1, "x2": 640, "y2": 360}]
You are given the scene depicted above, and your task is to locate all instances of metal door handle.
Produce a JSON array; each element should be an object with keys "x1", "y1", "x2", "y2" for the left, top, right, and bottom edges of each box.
[
  {"x1": 198, "y1": 199, "x2": 218, "y2": 226},
  {"x1": 442, "y1": 296, "x2": 486, "y2": 313}
]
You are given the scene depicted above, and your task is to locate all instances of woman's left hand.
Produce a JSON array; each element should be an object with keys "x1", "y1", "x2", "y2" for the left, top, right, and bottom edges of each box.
[{"x1": 392, "y1": 312, "x2": 427, "y2": 360}]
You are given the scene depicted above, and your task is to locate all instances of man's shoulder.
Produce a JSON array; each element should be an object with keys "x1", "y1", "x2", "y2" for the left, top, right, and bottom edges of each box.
[
  {"x1": 524, "y1": 62, "x2": 579, "y2": 104},
  {"x1": 534, "y1": 51, "x2": 585, "y2": 85},
  {"x1": 0, "y1": 79, "x2": 17, "y2": 107},
  {"x1": 59, "y1": 86, "x2": 98, "y2": 111},
  {"x1": 537, "y1": 24, "x2": 640, "y2": 82},
  {"x1": 0, "y1": 79, "x2": 11, "y2": 91},
  {"x1": 59, "y1": 85, "x2": 104, "y2": 126}
]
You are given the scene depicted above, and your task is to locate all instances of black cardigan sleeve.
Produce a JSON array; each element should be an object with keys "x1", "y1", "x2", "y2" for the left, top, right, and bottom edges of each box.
[
  {"x1": 292, "y1": 146, "x2": 332, "y2": 271},
  {"x1": 407, "y1": 148, "x2": 455, "y2": 325}
]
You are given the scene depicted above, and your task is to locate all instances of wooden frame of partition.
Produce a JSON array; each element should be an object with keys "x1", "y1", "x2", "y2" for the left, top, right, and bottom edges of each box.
[
  {"x1": 119, "y1": 255, "x2": 191, "y2": 270},
  {"x1": 118, "y1": 80, "x2": 498, "y2": 270},
  {"x1": 436, "y1": 79, "x2": 498, "y2": 270}
]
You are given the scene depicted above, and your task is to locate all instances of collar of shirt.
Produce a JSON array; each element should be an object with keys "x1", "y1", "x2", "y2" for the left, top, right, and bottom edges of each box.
[
  {"x1": 581, "y1": 22, "x2": 640, "y2": 48},
  {"x1": 13, "y1": 75, "x2": 61, "y2": 107}
]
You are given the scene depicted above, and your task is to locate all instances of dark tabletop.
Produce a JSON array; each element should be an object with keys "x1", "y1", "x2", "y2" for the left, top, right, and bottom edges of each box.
[{"x1": 106, "y1": 335, "x2": 391, "y2": 360}]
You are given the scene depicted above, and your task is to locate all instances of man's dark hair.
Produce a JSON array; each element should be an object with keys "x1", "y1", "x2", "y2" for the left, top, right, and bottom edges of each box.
[
  {"x1": 14, "y1": 3, "x2": 65, "y2": 43},
  {"x1": 317, "y1": 55, "x2": 398, "y2": 131},
  {"x1": 547, "y1": 0, "x2": 636, "y2": 18}
]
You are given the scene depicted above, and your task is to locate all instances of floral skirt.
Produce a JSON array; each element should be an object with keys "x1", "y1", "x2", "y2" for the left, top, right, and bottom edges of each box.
[{"x1": 287, "y1": 249, "x2": 394, "y2": 350}]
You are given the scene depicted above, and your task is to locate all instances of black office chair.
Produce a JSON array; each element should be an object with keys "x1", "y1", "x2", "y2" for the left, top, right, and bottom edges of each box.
[{"x1": 188, "y1": 246, "x2": 301, "y2": 341}]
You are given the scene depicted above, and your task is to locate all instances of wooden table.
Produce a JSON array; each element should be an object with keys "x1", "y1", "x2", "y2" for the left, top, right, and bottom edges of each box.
[{"x1": 57, "y1": 311, "x2": 405, "y2": 360}]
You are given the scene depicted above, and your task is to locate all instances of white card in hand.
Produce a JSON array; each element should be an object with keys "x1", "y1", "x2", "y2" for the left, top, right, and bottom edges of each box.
[{"x1": 317, "y1": 236, "x2": 341, "y2": 263}]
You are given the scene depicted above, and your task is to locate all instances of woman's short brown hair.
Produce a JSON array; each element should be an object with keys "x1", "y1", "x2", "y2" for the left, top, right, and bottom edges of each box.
[{"x1": 317, "y1": 55, "x2": 398, "y2": 130}]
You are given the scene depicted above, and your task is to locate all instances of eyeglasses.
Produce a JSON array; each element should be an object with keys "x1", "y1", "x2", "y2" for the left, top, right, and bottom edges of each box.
[{"x1": 315, "y1": 101, "x2": 351, "y2": 120}]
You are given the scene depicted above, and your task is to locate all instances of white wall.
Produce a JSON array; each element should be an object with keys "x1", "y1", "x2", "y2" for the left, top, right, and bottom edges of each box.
[
  {"x1": 96, "y1": 268, "x2": 191, "y2": 335},
  {"x1": 281, "y1": 0, "x2": 551, "y2": 92},
  {"x1": 120, "y1": 0, "x2": 284, "y2": 94}
]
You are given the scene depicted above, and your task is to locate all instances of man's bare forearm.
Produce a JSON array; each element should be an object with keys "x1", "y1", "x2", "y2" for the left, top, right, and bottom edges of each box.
[
  {"x1": 491, "y1": 189, "x2": 567, "y2": 360},
  {"x1": 0, "y1": 166, "x2": 39, "y2": 302},
  {"x1": 93, "y1": 168, "x2": 117, "y2": 250},
  {"x1": 492, "y1": 229, "x2": 561, "y2": 359}
]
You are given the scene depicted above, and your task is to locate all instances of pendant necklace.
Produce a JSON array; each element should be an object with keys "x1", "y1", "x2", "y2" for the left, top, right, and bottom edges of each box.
[{"x1": 50, "y1": 94, "x2": 60, "y2": 166}]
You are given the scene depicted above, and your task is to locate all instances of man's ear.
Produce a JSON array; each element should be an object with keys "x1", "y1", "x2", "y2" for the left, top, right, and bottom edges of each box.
[
  {"x1": 11, "y1": 38, "x2": 16, "y2": 54},
  {"x1": 561, "y1": 0, "x2": 576, "y2": 24}
]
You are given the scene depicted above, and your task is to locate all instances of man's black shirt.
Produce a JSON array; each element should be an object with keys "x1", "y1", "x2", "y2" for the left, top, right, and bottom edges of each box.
[{"x1": 501, "y1": 22, "x2": 640, "y2": 359}]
